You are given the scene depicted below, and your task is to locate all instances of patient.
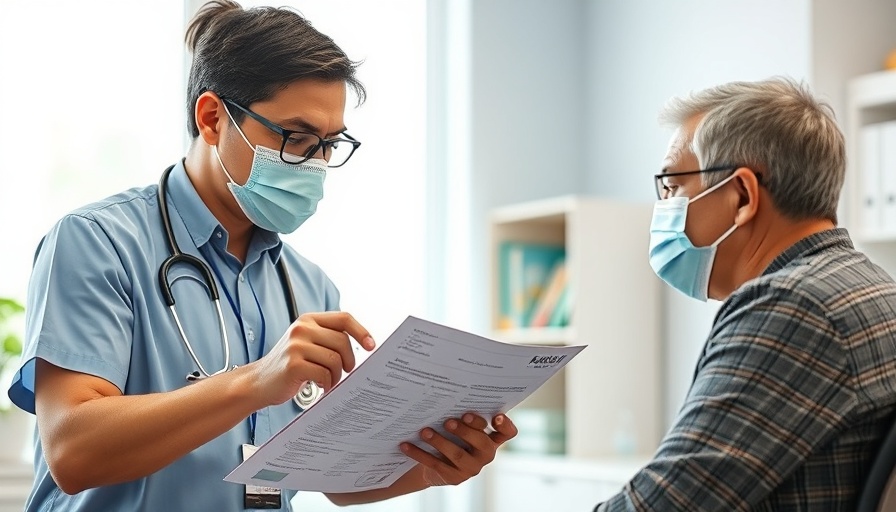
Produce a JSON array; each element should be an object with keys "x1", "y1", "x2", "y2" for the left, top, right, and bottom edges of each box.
[{"x1": 596, "y1": 76, "x2": 896, "y2": 510}]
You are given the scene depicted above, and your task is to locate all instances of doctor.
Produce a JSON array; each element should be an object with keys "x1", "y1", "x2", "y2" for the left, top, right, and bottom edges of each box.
[{"x1": 9, "y1": 1, "x2": 516, "y2": 510}]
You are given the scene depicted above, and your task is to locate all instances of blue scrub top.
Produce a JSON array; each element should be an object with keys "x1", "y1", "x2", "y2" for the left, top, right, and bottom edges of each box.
[{"x1": 9, "y1": 161, "x2": 340, "y2": 511}]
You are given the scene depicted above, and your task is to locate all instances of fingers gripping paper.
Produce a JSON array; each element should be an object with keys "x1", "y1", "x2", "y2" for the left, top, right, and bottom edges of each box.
[{"x1": 225, "y1": 316, "x2": 585, "y2": 493}]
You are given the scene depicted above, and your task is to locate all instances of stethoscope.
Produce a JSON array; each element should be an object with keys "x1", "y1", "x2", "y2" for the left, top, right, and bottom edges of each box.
[{"x1": 157, "y1": 165, "x2": 322, "y2": 409}]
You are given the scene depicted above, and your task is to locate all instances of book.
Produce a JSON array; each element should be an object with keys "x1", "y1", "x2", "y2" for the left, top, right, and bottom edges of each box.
[
  {"x1": 529, "y1": 260, "x2": 568, "y2": 328},
  {"x1": 547, "y1": 283, "x2": 572, "y2": 327},
  {"x1": 498, "y1": 242, "x2": 566, "y2": 329},
  {"x1": 505, "y1": 408, "x2": 566, "y2": 455}
]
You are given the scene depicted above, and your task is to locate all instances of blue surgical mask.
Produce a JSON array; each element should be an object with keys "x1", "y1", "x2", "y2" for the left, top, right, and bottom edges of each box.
[
  {"x1": 648, "y1": 176, "x2": 737, "y2": 301},
  {"x1": 214, "y1": 104, "x2": 326, "y2": 234}
]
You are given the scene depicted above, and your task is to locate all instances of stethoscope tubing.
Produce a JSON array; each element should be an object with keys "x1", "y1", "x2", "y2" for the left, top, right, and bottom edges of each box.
[
  {"x1": 158, "y1": 166, "x2": 234, "y2": 380},
  {"x1": 157, "y1": 165, "x2": 320, "y2": 408}
]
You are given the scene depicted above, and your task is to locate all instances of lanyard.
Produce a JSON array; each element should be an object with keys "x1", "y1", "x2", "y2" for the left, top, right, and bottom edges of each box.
[{"x1": 206, "y1": 255, "x2": 268, "y2": 445}]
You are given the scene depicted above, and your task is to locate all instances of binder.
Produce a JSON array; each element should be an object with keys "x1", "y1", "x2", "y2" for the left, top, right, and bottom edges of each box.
[
  {"x1": 861, "y1": 123, "x2": 883, "y2": 236},
  {"x1": 881, "y1": 121, "x2": 896, "y2": 235}
]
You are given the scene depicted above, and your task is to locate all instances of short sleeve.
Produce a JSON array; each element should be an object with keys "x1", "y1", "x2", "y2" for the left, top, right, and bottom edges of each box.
[
  {"x1": 9, "y1": 213, "x2": 134, "y2": 413},
  {"x1": 324, "y1": 278, "x2": 340, "y2": 311}
]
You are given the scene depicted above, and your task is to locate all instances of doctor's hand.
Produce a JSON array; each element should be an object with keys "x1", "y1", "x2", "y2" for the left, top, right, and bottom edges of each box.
[
  {"x1": 249, "y1": 311, "x2": 375, "y2": 407},
  {"x1": 400, "y1": 413, "x2": 517, "y2": 487}
]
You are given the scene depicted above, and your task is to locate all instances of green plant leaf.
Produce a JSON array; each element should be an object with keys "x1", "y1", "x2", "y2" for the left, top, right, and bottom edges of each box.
[
  {"x1": 2, "y1": 334, "x2": 22, "y2": 356},
  {"x1": 0, "y1": 298, "x2": 24, "y2": 360},
  {"x1": 0, "y1": 297, "x2": 24, "y2": 322}
]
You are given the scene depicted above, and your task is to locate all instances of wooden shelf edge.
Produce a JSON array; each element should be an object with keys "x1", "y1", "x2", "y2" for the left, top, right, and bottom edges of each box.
[
  {"x1": 490, "y1": 195, "x2": 580, "y2": 224},
  {"x1": 849, "y1": 69, "x2": 896, "y2": 109},
  {"x1": 854, "y1": 231, "x2": 896, "y2": 244},
  {"x1": 490, "y1": 327, "x2": 575, "y2": 346},
  {"x1": 492, "y1": 452, "x2": 650, "y2": 480}
]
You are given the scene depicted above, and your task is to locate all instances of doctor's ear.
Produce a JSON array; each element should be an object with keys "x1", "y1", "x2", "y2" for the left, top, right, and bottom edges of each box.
[
  {"x1": 733, "y1": 166, "x2": 761, "y2": 226},
  {"x1": 194, "y1": 92, "x2": 226, "y2": 146}
]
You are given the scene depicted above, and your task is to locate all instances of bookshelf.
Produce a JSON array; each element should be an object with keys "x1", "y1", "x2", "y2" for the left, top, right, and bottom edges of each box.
[
  {"x1": 484, "y1": 195, "x2": 660, "y2": 508},
  {"x1": 487, "y1": 195, "x2": 662, "y2": 458}
]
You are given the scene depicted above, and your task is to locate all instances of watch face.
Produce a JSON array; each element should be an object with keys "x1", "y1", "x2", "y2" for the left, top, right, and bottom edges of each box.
[{"x1": 294, "y1": 381, "x2": 323, "y2": 410}]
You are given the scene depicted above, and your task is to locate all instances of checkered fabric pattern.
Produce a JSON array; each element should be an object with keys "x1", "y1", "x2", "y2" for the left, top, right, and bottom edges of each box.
[{"x1": 597, "y1": 229, "x2": 896, "y2": 511}]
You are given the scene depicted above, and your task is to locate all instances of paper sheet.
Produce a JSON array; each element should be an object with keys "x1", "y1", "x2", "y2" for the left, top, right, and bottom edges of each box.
[{"x1": 224, "y1": 316, "x2": 585, "y2": 493}]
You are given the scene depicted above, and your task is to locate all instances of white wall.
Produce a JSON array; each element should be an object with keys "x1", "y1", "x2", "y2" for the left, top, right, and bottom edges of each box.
[
  {"x1": 465, "y1": 0, "x2": 589, "y2": 333},
  {"x1": 583, "y1": 0, "x2": 812, "y2": 201},
  {"x1": 810, "y1": 0, "x2": 896, "y2": 142}
]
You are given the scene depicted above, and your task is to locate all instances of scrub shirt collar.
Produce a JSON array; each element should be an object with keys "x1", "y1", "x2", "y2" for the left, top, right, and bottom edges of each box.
[{"x1": 164, "y1": 160, "x2": 284, "y2": 263}]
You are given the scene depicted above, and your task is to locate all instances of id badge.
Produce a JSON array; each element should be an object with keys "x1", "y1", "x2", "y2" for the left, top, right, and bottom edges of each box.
[{"x1": 241, "y1": 444, "x2": 283, "y2": 509}]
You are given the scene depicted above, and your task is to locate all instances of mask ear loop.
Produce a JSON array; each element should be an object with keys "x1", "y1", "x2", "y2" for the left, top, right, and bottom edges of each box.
[
  {"x1": 212, "y1": 146, "x2": 238, "y2": 186},
  {"x1": 688, "y1": 173, "x2": 737, "y2": 204},
  {"x1": 688, "y1": 172, "x2": 740, "y2": 247},
  {"x1": 221, "y1": 101, "x2": 256, "y2": 150},
  {"x1": 215, "y1": 101, "x2": 258, "y2": 186},
  {"x1": 711, "y1": 224, "x2": 738, "y2": 247}
]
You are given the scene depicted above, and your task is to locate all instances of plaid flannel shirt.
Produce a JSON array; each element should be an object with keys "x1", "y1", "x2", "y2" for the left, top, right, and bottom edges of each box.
[{"x1": 597, "y1": 228, "x2": 896, "y2": 511}]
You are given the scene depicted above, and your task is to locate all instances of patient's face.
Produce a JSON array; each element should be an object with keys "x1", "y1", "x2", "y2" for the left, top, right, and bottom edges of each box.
[
  {"x1": 661, "y1": 119, "x2": 737, "y2": 249},
  {"x1": 659, "y1": 128, "x2": 703, "y2": 199}
]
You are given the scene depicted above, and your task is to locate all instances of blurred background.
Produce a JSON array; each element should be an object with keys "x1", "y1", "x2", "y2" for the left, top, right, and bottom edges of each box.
[{"x1": 1, "y1": 0, "x2": 895, "y2": 510}]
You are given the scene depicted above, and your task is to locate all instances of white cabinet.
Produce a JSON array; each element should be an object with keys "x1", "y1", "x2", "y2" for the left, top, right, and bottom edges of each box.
[
  {"x1": 847, "y1": 70, "x2": 896, "y2": 242},
  {"x1": 485, "y1": 453, "x2": 647, "y2": 511},
  {"x1": 488, "y1": 196, "x2": 661, "y2": 460},
  {"x1": 291, "y1": 489, "x2": 425, "y2": 512},
  {"x1": 0, "y1": 463, "x2": 32, "y2": 512}
]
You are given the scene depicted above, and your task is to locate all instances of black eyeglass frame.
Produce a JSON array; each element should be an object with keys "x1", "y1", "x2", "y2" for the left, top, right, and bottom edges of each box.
[
  {"x1": 653, "y1": 165, "x2": 743, "y2": 200},
  {"x1": 221, "y1": 97, "x2": 361, "y2": 168}
]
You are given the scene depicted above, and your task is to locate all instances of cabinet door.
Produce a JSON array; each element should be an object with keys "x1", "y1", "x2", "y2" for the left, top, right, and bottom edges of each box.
[
  {"x1": 0, "y1": 462, "x2": 32, "y2": 512},
  {"x1": 291, "y1": 491, "x2": 423, "y2": 512},
  {"x1": 491, "y1": 469, "x2": 623, "y2": 510}
]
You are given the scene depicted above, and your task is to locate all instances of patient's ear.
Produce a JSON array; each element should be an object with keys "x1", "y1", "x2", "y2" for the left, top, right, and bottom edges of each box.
[{"x1": 733, "y1": 167, "x2": 760, "y2": 226}]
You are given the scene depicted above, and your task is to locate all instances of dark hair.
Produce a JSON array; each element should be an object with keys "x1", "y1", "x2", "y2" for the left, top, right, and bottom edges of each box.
[{"x1": 184, "y1": 0, "x2": 366, "y2": 138}]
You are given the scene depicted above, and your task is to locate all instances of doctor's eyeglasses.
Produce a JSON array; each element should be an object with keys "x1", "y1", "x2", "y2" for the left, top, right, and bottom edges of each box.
[{"x1": 222, "y1": 98, "x2": 361, "y2": 168}]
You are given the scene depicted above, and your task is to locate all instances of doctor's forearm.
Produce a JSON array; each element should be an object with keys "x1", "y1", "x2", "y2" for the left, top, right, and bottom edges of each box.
[{"x1": 35, "y1": 359, "x2": 265, "y2": 495}]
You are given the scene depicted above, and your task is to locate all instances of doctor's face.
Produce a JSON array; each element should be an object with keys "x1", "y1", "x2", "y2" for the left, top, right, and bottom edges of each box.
[{"x1": 220, "y1": 79, "x2": 349, "y2": 185}]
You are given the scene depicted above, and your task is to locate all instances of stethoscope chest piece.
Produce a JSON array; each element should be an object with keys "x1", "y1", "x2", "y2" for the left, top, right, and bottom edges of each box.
[{"x1": 294, "y1": 381, "x2": 323, "y2": 410}]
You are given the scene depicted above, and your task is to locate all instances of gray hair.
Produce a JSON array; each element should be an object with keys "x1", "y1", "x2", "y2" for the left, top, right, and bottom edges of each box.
[{"x1": 658, "y1": 77, "x2": 845, "y2": 222}]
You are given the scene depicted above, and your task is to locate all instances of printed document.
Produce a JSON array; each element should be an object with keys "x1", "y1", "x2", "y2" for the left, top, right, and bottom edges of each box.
[{"x1": 224, "y1": 316, "x2": 585, "y2": 493}]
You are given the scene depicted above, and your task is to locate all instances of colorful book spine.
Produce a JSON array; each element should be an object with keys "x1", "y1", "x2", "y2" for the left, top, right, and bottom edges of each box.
[
  {"x1": 529, "y1": 261, "x2": 567, "y2": 328},
  {"x1": 547, "y1": 284, "x2": 572, "y2": 327},
  {"x1": 498, "y1": 242, "x2": 565, "y2": 329}
]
